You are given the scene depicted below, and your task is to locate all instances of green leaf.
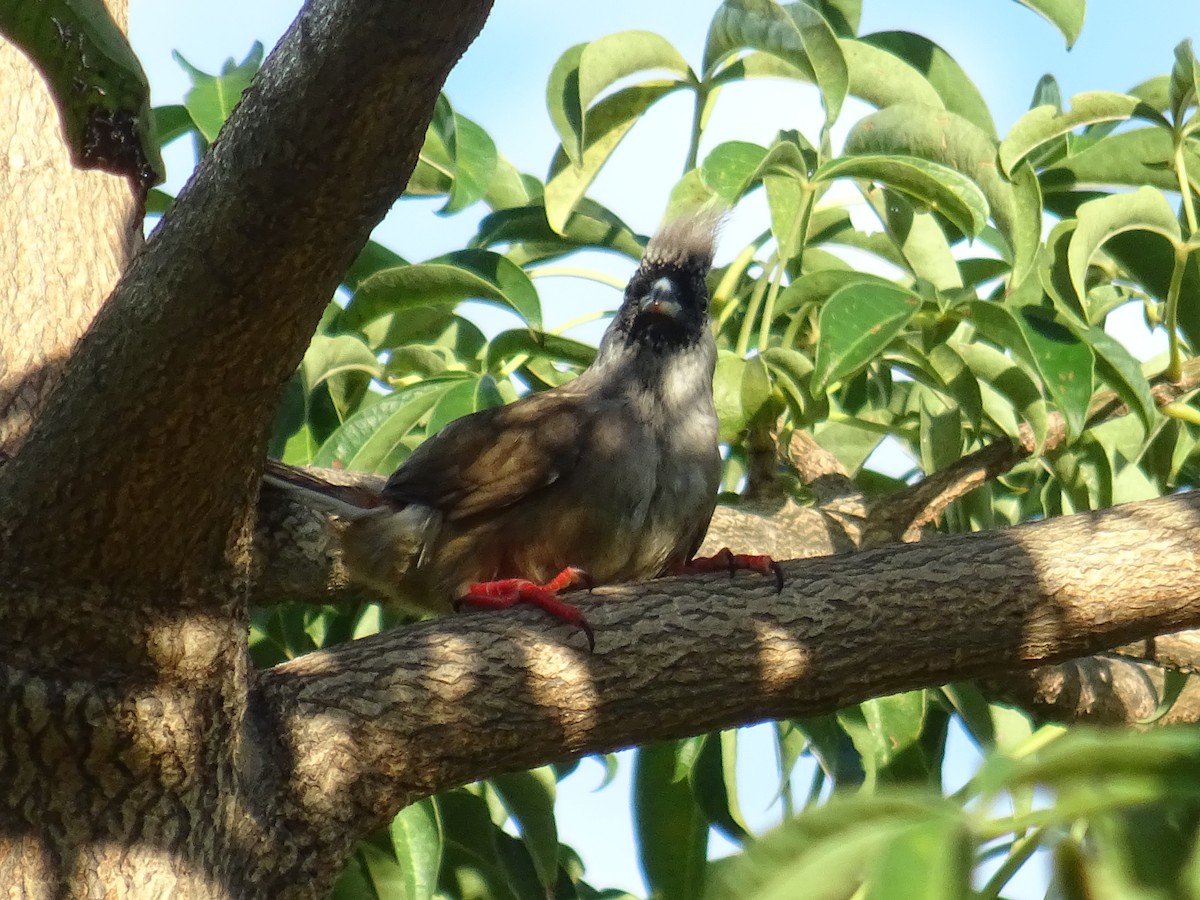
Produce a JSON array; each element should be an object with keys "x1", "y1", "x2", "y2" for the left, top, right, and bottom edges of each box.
[
  {"x1": 956, "y1": 340, "x2": 1048, "y2": 444},
  {"x1": 762, "y1": 347, "x2": 820, "y2": 422},
  {"x1": 1000, "y1": 92, "x2": 1151, "y2": 177},
  {"x1": 972, "y1": 728, "x2": 1200, "y2": 801},
  {"x1": 817, "y1": 154, "x2": 988, "y2": 237},
  {"x1": 299, "y1": 334, "x2": 382, "y2": 419},
  {"x1": 483, "y1": 155, "x2": 538, "y2": 211},
  {"x1": 1012, "y1": 0, "x2": 1085, "y2": 48},
  {"x1": 578, "y1": 30, "x2": 692, "y2": 117},
  {"x1": 1129, "y1": 74, "x2": 1171, "y2": 114},
  {"x1": 925, "y1": 343, "x2": 983, "y2": 429},
  {"x1": 634, "y1": 742, "x2": 708, "y2": 900},
  {"x1": 876, "y1": 192, "x2": 963, "y2": 289},
  {"x1": 918, "y1": 392, "x2": 963, "y2": 475},
  {"x1": 544, "y1": 82, "x2": 678, "y2": 232},
  {"x1": 351, "y1": 840, "x2": 409, "y2": 899},
  {"x1": 1068, "y1": 323, "x2": 1158, "y2": 434},
  {"x1": 837, "y1": 691, "x2": 930, "y2": 786},
  {"x1": 864, "y1": 818, "x2": 971, "y2": 900},
  {"x1": 860, "y1": 31, "x2": 996, "y2": 135},
  {"x1": 1040, "y1": 127, "x2": 1200, "y2": 194},
  {"x1": 425, "y1": 377, "x2": 484, "y2": 437},
  {"x1": 765, "y1": 171, "x2": 806, "y2": 260},
  {"x1": 492, "y1": 768, "x2": 560, "y2": 890},
  {"x1": 704, "y1": 0, "x2": 848, "y2": 129},
  {"x1": 312, "y1": 378, "x2": 464, "y2": 471},
  {"x1": 152, "y1": 104, "x2": 196, "y2": 148},
  {"x1": 145, "y1": 188, "x2": 174, "y2": 216},
  {"x1": 343, "y1": 240, "x2": 409, "y2": 293},
  {"x1": 714, "y1": 352, "x2": 774, "y2": 439},
  {"x1": 1031, "y1": 73, "x2": 1063, "y2": 113},
  {"x1": 1136, "y1": 669, "x2": 1192, "y2": 725},
  {"x1": 813, "y1": 282, "x2": 921, "y2": 390},
  {"x1": 546, "y1": 43, "x2": 586, "y2": 165},
  {"x1": 429, "y1": 96, "x2": 498, "y2": 214},
  {"x1": 701, "y1": 141, "x2": 769, "y2": 204},
  {"x1": 707, "y1": 793, "x2": 962, "y2": 900},
  {"x1": 352, "y1": 250, "x2": 543, "y2": 331},
  {"x1": 173, "y1": 42, "x2": 262, "y2": 142},
  {"x1": 0, "y1": 0, "x2": 162, "y2": 181},
  {"x1": 473, "y1": 198, "x2": 643, "y2": 265},
  {"x1": 1006, "y1": 161, "x2": 1045, "y2": 287},
  {"x1": 940, "y1": 683, "x2": 996, "y2": 748},
  {"x1": 807, "y1": 0, "x2": 861, "y2": 36},
  {"x1": 844, "y1": 105, "x2": 1039, "y2": 282},
  {"x1": 773, "y1": 269, "x2": 901, "y2": 321},
  {"x1": 690, "y1": 731, "x2": 751, "y2": 844},
  {"x1": 329, "y1": 849, "x2": 376, "y2": 900},
  {"x1": 438, "y1": 789, "x2": 521, "y2": 900},
  {"x1": 1020, "y1": 308, "x2": 1094, "y2": 443},
  {"x1": 1170, "y1": 39, "x2": 1200, "y2": 126},
  {"x1": 484, "y1": 328, "x2": 597, "y2": 373},
  {"x1": 699, "y1": 136, "x2": 810, "y2": 230},
  {"x1": 968, "y1": 302, "x2": 1094, "y2": 441},
  {"x1": 839, "y1": 39, "x2": 944, "y2": 113},
  {"x1": 716, "y1": 35, "x2": 990, "y2": 140},
  {"x1": 1068, "y1": 187, "x2": 1182, "y2": 303},
  {"x1": 388, "y1": 799, "x2": 443, "y2": 900}
]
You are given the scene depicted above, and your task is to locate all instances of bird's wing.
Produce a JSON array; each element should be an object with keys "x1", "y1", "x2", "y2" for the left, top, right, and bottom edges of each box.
[
  {"x1": 262, "y1": 458, "x2": 386, "y2": 519},
  {"x1": 382, "y1": 389, "x2": 591, "y2": 522}
]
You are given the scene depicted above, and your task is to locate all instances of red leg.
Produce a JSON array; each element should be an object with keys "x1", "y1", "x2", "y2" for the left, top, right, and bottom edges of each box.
[
  {"x1": 457, "y1": 566, "x2": 594, "y2": 651},
  {"x1": 673, "y1": 547, "x2": 784, "y2": 591}
]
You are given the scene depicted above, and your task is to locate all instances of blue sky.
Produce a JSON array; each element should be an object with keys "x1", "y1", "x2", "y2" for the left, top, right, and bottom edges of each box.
[{"x1": 128, "y1": 1, "x2": 1200, "y2": 895}]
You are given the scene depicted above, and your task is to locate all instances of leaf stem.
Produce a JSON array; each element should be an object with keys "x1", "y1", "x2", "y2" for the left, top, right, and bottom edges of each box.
[
  {"x1": 1175, "y1": 138, "x2": 1199, "y2": 236},
  {"x1": 976, "y1": 828, "x2": 1046, "y2": 899},
  {"x1": 550, "y1": 309, "x2": 612, "y2": 335},
  {"x1": 1165, "y1": 243, "x2": 1188, "y2": 382},
  {"x1": 759, "y1": 191, "x2": 816, "y2": 351},
  {"x1": 757, "y1": 262, "x2": 787, "y2": 352},
  {"x1": 684, "y1": 81, "x2": 707, "y2": 174},
  {"x1": 737, "y1": 253, "x2": 776, "y2": 357},
  {"x1": 529, "y1": 267, "x2": 627, "y2": 290}
]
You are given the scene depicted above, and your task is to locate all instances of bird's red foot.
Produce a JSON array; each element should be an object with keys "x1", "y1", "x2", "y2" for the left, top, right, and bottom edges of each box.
[
  {"x1": 457, "y1": 566, "x2": 595, "y2": 651},
  {"x1": 673, "y1": 547, "x2": 784, "y2": 592}
]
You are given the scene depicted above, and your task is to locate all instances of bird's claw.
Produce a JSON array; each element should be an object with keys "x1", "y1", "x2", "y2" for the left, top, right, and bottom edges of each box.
[
  {"x1": 675, "y1": 547, "x2": 784, "y2": 592},
  {"x1": 457, "y1": 566, "x2": 595, "y2": 651}
]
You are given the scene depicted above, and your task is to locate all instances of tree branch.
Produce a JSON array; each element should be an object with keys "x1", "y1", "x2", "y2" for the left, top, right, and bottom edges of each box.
[
  {"x1": 985, "y1": 655, "x2": 1200, "y2": 726},
  {"x1": 255, "y1": 489, "x2": 1200, "y2": 834},
  {"x1": 864, "y1": 357, "x2": 1200, "y2": 547},
  {"x1": 0, "y1": 0, "x2": 495, "y2": 591},
  {"x1": 0, "y1": 6, "x2": 141, "y2": 456}
]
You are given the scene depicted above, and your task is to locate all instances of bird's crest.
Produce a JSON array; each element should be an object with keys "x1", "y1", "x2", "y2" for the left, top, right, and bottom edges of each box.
[{"x1": 640, "y1": 209, "x2": 724, "y2": 273}]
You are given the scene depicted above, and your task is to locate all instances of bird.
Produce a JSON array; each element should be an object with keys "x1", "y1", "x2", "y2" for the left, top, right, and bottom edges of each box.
[{"x1": 264, "y1": 210, "x2": 779, "y2": 649}]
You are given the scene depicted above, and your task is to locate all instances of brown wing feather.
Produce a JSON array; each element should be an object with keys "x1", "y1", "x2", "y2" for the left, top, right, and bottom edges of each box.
[{"x1": 382, "y1": 389, "x2": 590, "y2": 521}]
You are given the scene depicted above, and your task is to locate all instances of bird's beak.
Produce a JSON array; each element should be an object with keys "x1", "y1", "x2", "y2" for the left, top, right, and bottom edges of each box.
[{"x1": 637, "y1": 277, "x2": 684, "y2": 321}]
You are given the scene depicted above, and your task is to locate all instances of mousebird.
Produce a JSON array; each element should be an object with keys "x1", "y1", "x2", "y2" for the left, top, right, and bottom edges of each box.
[{"x1": 264, "y1": 210, "x2": 779, "y2": 649}]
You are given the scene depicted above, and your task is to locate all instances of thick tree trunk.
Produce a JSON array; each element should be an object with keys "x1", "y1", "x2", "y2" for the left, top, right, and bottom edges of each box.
[
  {"x1": 0, "y1": 2, "x2": 141, "y2": 454},
  {"x1": 0, "y1": 0, "x2": 494, "y2": 895}
]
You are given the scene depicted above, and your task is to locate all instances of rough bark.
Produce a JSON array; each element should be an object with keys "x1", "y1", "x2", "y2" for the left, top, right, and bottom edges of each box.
[
  {"x1": 0, "y1": 0, "x2": 494, "y2": 596},
  {"x1": 253, "y1": 437, "x2": 1200, "y2": 729},
  {"x1": 256, "y1": 489, "x2": 1200, "y2": 833},
  {"x1": 5, "y1": 0, "x2": 1200, "y2": 894},
  {"x1": 984, "y1": 655, "x2": 1200, "y2": 726},
  {"x1": 0, "y1": 1, "x2": 141, "y2": 456},
  {"x1": 0, "y1": 0, "x2": 494, "y2": 896},
  {"x1": 0, "y1": 0, "x2": 495, "y2": 667}
]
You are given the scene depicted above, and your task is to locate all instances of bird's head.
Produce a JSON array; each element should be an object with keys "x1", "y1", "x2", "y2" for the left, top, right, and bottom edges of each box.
[{"x1": 602, "y1": 211, "x2": 721, "y2": 355}]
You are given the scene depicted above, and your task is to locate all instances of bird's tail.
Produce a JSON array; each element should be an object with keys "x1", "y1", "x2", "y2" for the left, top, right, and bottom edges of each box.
[{"x1": 261, "y1": 458, "x2": 385, "y2": 521}]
